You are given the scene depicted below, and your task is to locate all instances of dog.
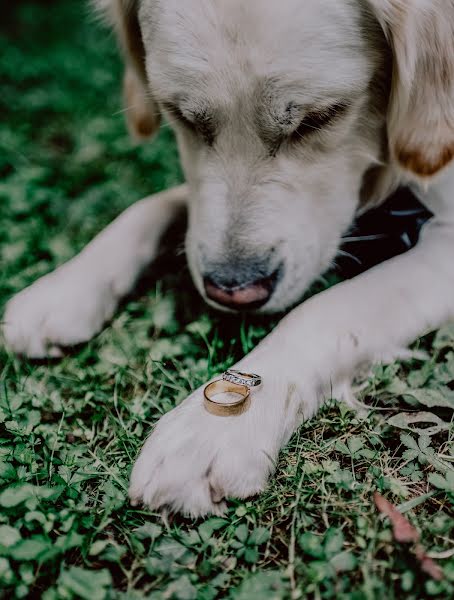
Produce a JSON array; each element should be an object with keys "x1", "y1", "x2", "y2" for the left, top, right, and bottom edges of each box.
[{"x1": 3, "y1": 0, "x2": 454, "y2": 516}]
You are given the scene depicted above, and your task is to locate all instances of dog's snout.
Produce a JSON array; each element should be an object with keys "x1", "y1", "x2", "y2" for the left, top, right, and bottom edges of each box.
[{"x1": 203, "y1": 263, "x2": 281, "y2": 310}]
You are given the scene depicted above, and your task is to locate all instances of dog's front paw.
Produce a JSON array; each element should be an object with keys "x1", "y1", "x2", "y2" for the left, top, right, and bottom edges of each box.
[
  {"x1": 2, "y1": 268, "x2": 118, "y2": 358},
  {"x1": 129, "y1": 368, "x2": 287, "y2": 517}
]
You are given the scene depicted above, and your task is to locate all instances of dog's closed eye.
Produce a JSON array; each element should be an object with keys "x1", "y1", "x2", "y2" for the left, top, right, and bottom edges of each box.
[
  {"x1": 291, "y1": 102, "x2": 349, "y2": 141},
  {"x1": 162, "y1": 102, "x2": 216, "y2": 144},
  {"x1": 163, "y1": 102, "x2": 196, "y2": 130}
]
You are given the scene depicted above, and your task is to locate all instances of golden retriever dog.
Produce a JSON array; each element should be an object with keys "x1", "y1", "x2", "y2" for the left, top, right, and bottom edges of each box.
[{"x1": 3, "y1": 0, "x2": 454, "y2": 516}]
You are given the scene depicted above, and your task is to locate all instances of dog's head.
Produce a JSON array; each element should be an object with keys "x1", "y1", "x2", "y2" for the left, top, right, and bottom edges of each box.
[{"x1": 99, "y1": 0, "x2": 454, "y2": 312}]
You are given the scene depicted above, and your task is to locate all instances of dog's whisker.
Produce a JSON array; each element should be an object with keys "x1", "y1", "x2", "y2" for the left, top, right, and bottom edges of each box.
[
  {"x1": 336, "y1": 249, "x2": 362, "y2": 265},
  {"x1": 111, "y1": 104, "x2": 163, "y2": 119},
  {"x1": 342, "y1": 234, "x2": 387, "y2": 243},
  {"x1": 112, "y1": 101, "x2": 185, "y2": 121},
  {"x1": 112, "y1": 104, "x2": 137, "y2": 116}
]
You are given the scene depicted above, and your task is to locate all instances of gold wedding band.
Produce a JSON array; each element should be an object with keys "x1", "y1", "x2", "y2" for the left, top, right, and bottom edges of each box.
[{"x1": 203, "y1": 380, "x2": 251, "y2": 417}]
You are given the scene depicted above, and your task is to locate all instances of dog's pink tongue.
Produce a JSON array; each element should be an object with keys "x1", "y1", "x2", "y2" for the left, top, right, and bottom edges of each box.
[{"x1": 205, "y1": 282, "x2": 270, "y2": 307}]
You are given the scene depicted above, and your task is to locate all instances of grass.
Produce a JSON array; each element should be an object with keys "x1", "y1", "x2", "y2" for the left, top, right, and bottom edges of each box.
[{"x1": 0, "y1": 2, "x2": 453, "y2": 598}]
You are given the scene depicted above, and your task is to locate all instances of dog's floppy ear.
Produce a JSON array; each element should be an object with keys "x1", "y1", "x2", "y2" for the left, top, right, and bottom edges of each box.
[
  {"x1": 95, "y1": 0, "x2": 160, "y2": 140},
  {"x1": 368, "y1": 0, "x2": 454, "y2": 179}
]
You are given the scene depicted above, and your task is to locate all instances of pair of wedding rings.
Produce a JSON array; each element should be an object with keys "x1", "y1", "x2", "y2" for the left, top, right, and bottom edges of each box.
[{"x1": 203, "y1": 369, "x2": 262, "y2": 417}]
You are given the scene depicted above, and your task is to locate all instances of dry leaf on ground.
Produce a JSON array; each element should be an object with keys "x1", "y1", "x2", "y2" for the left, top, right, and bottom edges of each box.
[{"x1": 374, "y1": 492, "x2": 444, "y2": 581}]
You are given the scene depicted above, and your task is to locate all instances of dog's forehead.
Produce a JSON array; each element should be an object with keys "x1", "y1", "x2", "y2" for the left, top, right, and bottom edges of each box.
[{"x1": 140, "y1": 0, "x2": 373, "y2": 104}]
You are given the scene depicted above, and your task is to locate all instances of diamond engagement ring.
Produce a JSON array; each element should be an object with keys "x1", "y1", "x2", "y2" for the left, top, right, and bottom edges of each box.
[{"x1": 222, "y1": 369, "x2": 262, "y2": 388}]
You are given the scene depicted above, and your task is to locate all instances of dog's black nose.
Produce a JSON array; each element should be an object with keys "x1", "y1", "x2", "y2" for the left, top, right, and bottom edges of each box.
[{"x1": 203, "y1": 263, "x2": 281, "y2": 310}]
